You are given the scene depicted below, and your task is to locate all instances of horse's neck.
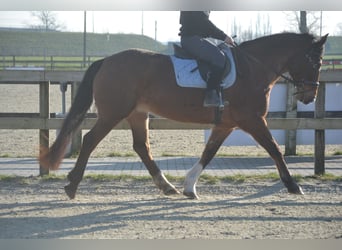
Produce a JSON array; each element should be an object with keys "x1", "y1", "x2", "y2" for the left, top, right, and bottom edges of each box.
[
  {"x1": 242, "y1": 39, "x2": 304, "y2": 82},
  {"x1": 235, "y1": 42, "x2": 293, "y2": 91}
]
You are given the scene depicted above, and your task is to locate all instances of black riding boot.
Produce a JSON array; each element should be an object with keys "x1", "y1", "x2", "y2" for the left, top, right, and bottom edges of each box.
[{"x1": 203, "y1": 66, "x2": 224, "y2": 108}]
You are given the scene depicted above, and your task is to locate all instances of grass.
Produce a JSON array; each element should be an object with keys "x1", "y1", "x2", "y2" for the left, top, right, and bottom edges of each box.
[
  {"x1": 40, "y1": 173, "x2": 66, "y2": 181},
  {"x1": 161, "y1": 152, "x2": 188, "y2": 157},
  {"x1": 0, "y1": 174, "x2": 16, "y2": 182},
  {"x1": 0, "y1": 30, "x2": 171, "y2": 70},
  {"x1": 107, "y1": 152, "x2": 135, "y2": 157},
  {"x1": 0, "y1": 30, "x2": 169, "y2": 57},
  {"x1": 321, "y1": 53, "x2": 342, "y2": 70},
  {"x1": 1, "y1": 173, "x2": 341, "y2": 184},
  {"x1": 1, "y1": 30, "x2": 342, "y2": 71},
  {"x1": 302, "y1": 173, "x2": 342, "y2": 182},
  {"x1": 83, "y1": 173, "x2": 151, "y2": 182}
]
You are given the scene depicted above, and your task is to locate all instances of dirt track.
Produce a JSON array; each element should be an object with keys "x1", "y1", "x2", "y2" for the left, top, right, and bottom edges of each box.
[{"x1": 0, "y1": 177, "x2": 341, "y2": 239}]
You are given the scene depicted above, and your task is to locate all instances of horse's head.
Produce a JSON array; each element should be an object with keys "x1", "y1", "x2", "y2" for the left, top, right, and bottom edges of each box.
[{"x1": 287, "y1": 34, "x2": 328, "y2": 104}]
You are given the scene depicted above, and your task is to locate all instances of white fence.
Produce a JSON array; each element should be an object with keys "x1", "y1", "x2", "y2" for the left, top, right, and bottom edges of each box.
[{"x1": 206, "y1": 82, "x2": 342, "y2": 146}]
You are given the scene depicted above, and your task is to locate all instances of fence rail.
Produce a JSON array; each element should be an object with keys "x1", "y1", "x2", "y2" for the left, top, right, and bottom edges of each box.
[
  {"x1": 1, "y1": 56, "x2": 99, "y2": 70},
  {"x1": 1, "y1": 69, "x2": 342, "y2": 83},
  {"x1": 0, "y1": 116, "x2": 341, "y2": 130},
  {"x1": 1, "y1": 55, "x2": 342, "y2": 71},
  {"x1": 0, "y1": 69, "x2": 342, "y2": 176}
]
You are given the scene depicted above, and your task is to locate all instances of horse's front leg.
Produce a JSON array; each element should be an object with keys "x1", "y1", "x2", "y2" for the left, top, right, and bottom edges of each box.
[
  {"x1": 184, "y1": 126, "x2": 234, "y2": 199},
  {"x1": 238, "y1": 117, "x2": 304, "y2": 194}
]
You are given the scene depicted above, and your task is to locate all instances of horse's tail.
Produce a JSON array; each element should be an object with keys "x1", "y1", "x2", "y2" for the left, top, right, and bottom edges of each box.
[{"x1": 40, "y1": 59, "x2": 104, "y2": 170}]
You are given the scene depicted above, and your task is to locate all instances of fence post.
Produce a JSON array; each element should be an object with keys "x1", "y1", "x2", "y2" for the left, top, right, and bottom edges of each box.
[
  {"x1": 70, "y1": 81, "x2": 82, "y2": 155},
  {"x1": 39, "y1": 81, "x2": 50, "y2": 176},
  {"x1": 50, "y1": 56, "x2": 53, "y2": 70},
  {"x1": 285, "y1": 82, "x2": 297, "y2": 155},
  {"x1": 314, "y1": 82, "x2": 326, "y2": 175}
]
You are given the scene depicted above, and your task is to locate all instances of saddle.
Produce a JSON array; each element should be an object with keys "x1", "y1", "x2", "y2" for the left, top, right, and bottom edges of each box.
[
  {"x1": 173, "y1": 43, "x2": 231, "y2": 82},
  {"x1": 172, "y1": 43, "x2": 234, "y2": 124}
]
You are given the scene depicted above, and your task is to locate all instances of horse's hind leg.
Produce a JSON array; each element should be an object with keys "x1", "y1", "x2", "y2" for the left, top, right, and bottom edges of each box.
[
  {"x1": 127, "y1": 111, "x2": 180, "y2": 195},
  {"x1": 184, "y1": 126, "x2": 234, "y2": 199},
  {"x1": 65, "y1": 118, "x2": 118, "y2": 199}
]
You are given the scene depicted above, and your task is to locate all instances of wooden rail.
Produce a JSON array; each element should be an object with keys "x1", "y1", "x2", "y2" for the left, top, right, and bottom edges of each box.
[
  {"x1": 1, "y1": 56, "x2": 341, "y2": 71},
  {"x1": 1, "y1": 69, "x2": 342, "y2": 83},
  {"x1": 0, "y1": 56, "x2": 96, "y2": 70},
  {"x1": 0, "y1": 117, "x2": 341, "y2": 130},
  {"x1": 1, "y1": 70, "x2": 342, "y2": 176}
]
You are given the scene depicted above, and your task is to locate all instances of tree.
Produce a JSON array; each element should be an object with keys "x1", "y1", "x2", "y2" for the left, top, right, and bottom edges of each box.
[
  {"x1": 30, "y1": 11, "x2": 63, "y2": 31},
  {"x1": 231, "y1": 17, "x2": 242, "y2": 41},
  {"x1": 283, "y1": 11, "x2": 321, "y2": 35},
  {"x1": 231, "y1": 13, "x2": 272, "y2": 43},
  {"x1": 335, "y1": 22, "x2": 342, "y2": 35},
  {"x1": 261, "y1": 13, "x2": 272, "y2": 36}
]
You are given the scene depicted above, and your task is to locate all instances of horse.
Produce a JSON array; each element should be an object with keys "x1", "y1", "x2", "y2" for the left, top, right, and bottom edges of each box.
[{"x1": 40, "y1": 32, "x2": 328, "y2": 200}]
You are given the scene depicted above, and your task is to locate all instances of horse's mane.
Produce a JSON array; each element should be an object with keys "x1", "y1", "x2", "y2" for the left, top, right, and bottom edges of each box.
[
  {"x1": 233, "y1": 33, "x2": 319, "y2": 81},
  {"x1": 240, "y1": 32, "x2": 316, "y2": 49}
]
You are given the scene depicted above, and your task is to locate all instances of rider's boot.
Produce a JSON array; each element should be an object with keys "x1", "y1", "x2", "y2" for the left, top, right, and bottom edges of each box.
[{"x1": 203, "y1": 66, "x2": 224, "y2": 108}]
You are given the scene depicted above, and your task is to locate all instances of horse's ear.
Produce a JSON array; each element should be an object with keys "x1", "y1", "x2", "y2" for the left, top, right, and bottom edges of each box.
[{"x1": 316, "y1": 33, "x2": 329, "y2": 46}]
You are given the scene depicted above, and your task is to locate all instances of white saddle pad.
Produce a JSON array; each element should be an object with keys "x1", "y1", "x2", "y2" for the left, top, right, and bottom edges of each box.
[{"x1": 170, "y1": 46, "x2": 236, "y2": 89}]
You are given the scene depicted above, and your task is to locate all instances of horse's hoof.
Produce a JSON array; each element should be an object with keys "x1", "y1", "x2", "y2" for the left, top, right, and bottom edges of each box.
[
  {"x1": 64, "y1": 183, "x2": 77, "y2": 199},
  {"x1": 163, "y1": 187, "x2": 181, "y2": 195},
  {"x1": 153, "y1": 173, "x2": 180, "y2": 195},
  {"x1": 183, "y1": 191, "x2": 199, "y2": 200},
  {"x1": 287, "y1": 184, "x2": 304, "y2": 195}
]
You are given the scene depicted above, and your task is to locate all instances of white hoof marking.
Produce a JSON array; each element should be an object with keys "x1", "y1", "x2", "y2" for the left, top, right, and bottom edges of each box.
[{"x1": 183, "y1": 161, "x2": 203, "y2": 196}]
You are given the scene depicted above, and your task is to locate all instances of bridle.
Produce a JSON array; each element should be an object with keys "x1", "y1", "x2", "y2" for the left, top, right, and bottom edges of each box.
[{"x1": 231, "y1": 42, "x2": 321, "y2": 89}]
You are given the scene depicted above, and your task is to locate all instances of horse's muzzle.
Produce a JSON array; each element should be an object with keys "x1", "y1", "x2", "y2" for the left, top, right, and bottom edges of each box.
[{"x1": 295, "y1": 86, "x2": 318, "y2": 104}]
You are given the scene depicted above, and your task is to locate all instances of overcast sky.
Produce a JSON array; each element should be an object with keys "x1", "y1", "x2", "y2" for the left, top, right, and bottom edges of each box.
[{"x1": 0, "y1": 11, "x2": 341, "y2": 42}]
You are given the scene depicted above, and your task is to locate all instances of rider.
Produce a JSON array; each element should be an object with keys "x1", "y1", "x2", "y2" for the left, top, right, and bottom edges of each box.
[{"x1": 179, "y1": 11, "x2": 235, "y2": 107}]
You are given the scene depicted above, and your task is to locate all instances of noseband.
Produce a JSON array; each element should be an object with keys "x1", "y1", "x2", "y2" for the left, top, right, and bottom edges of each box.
[
  {"x1": 280, "y1": 51, "x2": 320, "y2": 98},
  {"x1": 282, "y1": 47, "x2": 321, "y2": 88},
  {"x1": 279, "y1": 74, "x2": 319, "y2": 88}
]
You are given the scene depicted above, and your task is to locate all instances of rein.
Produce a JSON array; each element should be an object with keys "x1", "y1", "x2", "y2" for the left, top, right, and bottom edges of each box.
[{"x1": 231, "y1": 43, "x2": 320, "y2": 88}]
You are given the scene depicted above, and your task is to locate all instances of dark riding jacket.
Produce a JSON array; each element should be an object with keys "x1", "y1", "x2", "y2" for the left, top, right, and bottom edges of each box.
[{"x1": 179, "y1": 11, "x2": 227, "y2": 41}]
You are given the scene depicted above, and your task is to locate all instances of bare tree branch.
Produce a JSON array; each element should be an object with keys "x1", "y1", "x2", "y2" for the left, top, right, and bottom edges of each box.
[
  {"x1": 231, "y1": 12, "x2": 272, "y2": 43},
  {"x1": 336, "y1": 22, "x2": 342, "y2": 35},
  {"x1": 30, "y1": 11, "x2": 63, "y2": 31},
  {"x1": 283, "y1": 11, "x2": 321, "y2": 35}
]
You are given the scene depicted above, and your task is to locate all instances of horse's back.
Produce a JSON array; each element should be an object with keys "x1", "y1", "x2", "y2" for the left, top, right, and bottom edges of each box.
[
  {"x1": 106, "y1": 48, "x2": 168, "y2": 65},
  {"x1": 93, "y1": 48, "x2": 176, "y2": 112}
]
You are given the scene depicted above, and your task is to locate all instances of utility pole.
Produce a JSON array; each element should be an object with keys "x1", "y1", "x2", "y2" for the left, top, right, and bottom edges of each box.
[
  {"x1": 320, "y1": 11, "x2": 323, "y2": 36},
  {"x1": 155, "y1": 20, "x2": 157, "y2": 41},
  {"x1": 92, "y1": 11, "x2": 95, "y2": 33},
  {"x1": 285, "y1": 10, "x2": 309, "y2": 155},
  {"x1": 83, "y1": 11, "x2": 87, "y2": 67},
  {"x1": 141, "y1": 11, "x2": 144, "y2": 35},
  {"x1": 299, "y1": 11, "x2": 309, "y2": 33}
]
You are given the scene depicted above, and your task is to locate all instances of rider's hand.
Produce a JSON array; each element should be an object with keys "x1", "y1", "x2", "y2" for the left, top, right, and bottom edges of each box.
[{"x1": 224, "y1": 36, "x2": 235, "y2": 46}]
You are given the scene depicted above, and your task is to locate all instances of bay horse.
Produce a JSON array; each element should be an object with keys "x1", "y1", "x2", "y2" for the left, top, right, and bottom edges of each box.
[{"x1": 40, "y1": 32, "x2": 328, "y2": 199}]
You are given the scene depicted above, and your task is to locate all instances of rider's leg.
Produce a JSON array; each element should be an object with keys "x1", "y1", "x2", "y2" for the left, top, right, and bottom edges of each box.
[
  {"x1": 180, "y1": 36, "x2": 226, "y2": 107},
  {"x1": 180, "y1": 36, "x2": 226, "y2": 67},
  {"x1": 203, "y1": 64, "x2": 225, "y2": 107}
]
